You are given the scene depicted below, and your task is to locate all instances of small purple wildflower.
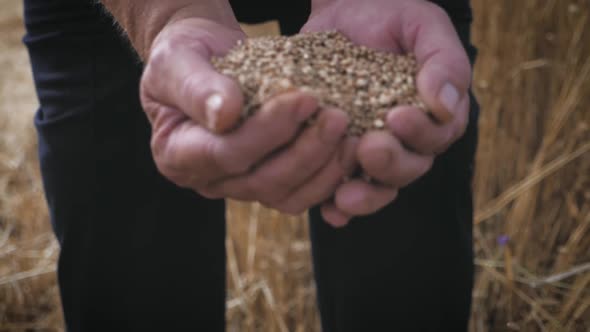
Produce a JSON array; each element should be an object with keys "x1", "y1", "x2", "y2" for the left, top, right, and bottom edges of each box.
[{"x1": 497, "y1": 235, "x2": 510, "y2": 246}]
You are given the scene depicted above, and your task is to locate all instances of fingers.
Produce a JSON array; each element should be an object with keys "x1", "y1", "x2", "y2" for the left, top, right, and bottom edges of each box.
[
  {"x1": 334, "y1": 180, "x2": 398, "y2": 216},
  {"x1": 142, "y1": 20, "x2": 245, "y2": 133},
  {"x1": 386, "y1": 97, "x2": 470, "y2": 154},
  {"x1": 273, "y1": 136, "x2": 359, "y2": 214},
  {"x1": 210, "y1": 92, "x2": 320, "y2": 175},
  {"x1": 357, "y1": 131, "x2": 434, "y2": 188},
  {"x1": 320, "y1": 202, "x2": 353, "y2": 228},
  {"x1": 151, "y1": 92, "x2": 319, "y2": 189},
  {"x1": 206, "y1": 108, "x2": 350, "y2": 204},
  {"x1": 254, "y1": 108, "x2": 349, "y2": 197},
  {"x1": 397, "y1": 2, "x2": 472, "y2": 123}
]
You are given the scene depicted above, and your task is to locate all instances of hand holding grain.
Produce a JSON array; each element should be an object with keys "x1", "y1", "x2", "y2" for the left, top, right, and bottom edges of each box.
[
  {"x1": 140, "y1": 18, "x2": 356, "y2": 214},
  {"x1": 303, "y1": 0, "x2": 473, "y2": 226}
]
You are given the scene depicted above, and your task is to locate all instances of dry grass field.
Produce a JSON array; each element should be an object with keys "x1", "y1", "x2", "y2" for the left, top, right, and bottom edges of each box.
[{"x1": 1, "y1": 0, "x2": 589, "y2": 331}]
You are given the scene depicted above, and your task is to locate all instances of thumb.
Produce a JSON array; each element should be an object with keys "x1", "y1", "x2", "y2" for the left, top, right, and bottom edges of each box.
[
  {"x1": 141, "y1": 20, "x2": 245, "y2": 133},
  {"x1": 399, "y1": 3, "x2": 472, "y2": 123}
]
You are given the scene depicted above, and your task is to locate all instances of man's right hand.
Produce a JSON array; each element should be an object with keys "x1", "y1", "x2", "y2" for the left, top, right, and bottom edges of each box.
[{"x1": 140, "y1": 17, "x2": 356, "y2": 215}]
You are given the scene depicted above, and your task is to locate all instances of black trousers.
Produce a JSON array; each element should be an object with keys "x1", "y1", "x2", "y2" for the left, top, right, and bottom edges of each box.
[{"x1": 23, "y1": 1, "x2": 478, "y2": 331}]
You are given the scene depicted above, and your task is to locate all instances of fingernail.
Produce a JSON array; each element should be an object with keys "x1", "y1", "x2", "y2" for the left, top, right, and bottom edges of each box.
[
  {"x1": 205, "y1": 93, "x2": 223, "y2": 131},
  {"x1": 439, "y1": 83, "x2": 459, "y2": 116}
]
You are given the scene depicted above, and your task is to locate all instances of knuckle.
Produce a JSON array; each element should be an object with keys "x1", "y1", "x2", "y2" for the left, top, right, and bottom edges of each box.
[
  {"x1": 153, "y1": 137, "x2": 183, "y2": 176},
  {"x1": 154, "y1": 156, "x2": 201, "y2": 189},
  {"x1": 139, "y1": 66, "x2": 163, "y2": 116},
  {"x1": 157, "y1": 163, "x2": 191, "y2": 188},
  {"x1": 149, "y1": 35, "x2": 177, "y2": 70},
  {"x1": 153, "y1": 156, "x2": 172, "y2": 178},
  {"x1": 151, "y1": 135, "x2": 205, "y2": 190},
  {"x1": 179, "y1": 75, "x2": 201, "y2": 107},
  {"x1": 152, "y1": 147, "x2": 180, "y2": 182}
]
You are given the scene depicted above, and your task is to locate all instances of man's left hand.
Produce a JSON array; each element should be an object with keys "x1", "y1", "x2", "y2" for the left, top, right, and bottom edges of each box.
[{"x1": 302, "y1": 0, "x2": 472, "y2": 227}]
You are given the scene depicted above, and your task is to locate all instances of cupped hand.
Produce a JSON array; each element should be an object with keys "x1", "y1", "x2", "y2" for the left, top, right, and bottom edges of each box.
[
  {"x1": 141, "y1": 18, "x2": 356, "y2": 214},
  {"x1": 302, "y1": 0, "x2": 472, "y2": 227}
]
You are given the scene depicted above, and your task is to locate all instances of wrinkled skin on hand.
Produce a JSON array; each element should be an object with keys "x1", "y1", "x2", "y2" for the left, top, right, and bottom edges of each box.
[
  {"x1": 303, "y1": 0, "x2": 473, "y2": 226},
  {"x1": 140, "y1": 18, "x2": 357, "y2": 216}
]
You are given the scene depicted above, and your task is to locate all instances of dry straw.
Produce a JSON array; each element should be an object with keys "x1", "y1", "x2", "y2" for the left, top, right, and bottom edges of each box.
[
  {"x1": 470, "y1": 0, "x2": 590, "y2": 330},
  {"x1": 1, "y1": 0, "x2": 589, "y2": 331}
]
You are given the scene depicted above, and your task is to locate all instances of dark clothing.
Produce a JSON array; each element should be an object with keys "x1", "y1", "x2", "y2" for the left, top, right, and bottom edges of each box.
[
  {"x1": 23, "y1": 0, "x2": 478, "y2": 331},
  {"x1": 229, "y1": 0, "x2": 473, "y2": 34}
]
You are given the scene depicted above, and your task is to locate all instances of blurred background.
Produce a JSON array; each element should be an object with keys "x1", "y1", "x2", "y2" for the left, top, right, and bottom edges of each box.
[{"x1": 1, "y1": 0, "x2": 588, "y2": 331}]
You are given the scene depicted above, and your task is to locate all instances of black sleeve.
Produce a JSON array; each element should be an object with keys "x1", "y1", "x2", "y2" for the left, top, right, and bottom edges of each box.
[{"x1": 432, "y1": 0, "x2": 473, "y2": 22}]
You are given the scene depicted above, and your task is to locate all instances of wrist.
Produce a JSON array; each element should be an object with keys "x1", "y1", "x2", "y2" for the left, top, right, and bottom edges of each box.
[{"x1": 101, "y1": 1, "x2": 240, "y2": 60}]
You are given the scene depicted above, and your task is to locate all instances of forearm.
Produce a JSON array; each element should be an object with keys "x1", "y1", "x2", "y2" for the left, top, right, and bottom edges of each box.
[{"x1": 100, "y1": 0, "x2": 239, "y2": 60}]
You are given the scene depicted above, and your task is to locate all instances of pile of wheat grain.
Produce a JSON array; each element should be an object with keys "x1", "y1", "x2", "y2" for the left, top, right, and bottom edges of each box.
[{"x1": 212, "y1": 31, "x2": 425, "y2": 136}]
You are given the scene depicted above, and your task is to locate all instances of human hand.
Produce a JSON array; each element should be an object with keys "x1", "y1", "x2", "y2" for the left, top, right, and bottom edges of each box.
[
  {"x1": 303, "y1": 0, "x2": 472, "y2": 226},
  {"x1": 141, "y1": 17, "x2": 356, "y2": 214}
]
